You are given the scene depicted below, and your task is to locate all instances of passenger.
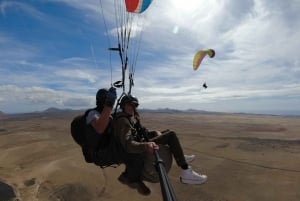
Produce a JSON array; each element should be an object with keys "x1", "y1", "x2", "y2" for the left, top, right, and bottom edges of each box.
[{"x1": 113, "y1": 94, "x2": 207, "y2": 189}]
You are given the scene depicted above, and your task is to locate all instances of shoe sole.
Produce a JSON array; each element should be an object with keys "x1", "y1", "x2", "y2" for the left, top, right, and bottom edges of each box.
[
  {"x1": 118, "y1": 177, "x2": 151, "y2": 196},
  {"x1": 137, "y1": 182, "x2": 151, "y2": 195},
  {"x1": 180, "y1": 177, "x2": 207, "y2": 185}
]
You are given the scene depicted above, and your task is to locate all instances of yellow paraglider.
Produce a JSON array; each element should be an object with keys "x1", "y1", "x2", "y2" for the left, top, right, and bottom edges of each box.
[{"x1": 193, "y1": 49, "x2": 215, "y2": 70}]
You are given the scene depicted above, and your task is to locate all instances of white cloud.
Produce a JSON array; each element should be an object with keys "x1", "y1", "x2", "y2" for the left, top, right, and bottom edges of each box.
[
  {"x1": 0, "y1": 1, "x2": 44, "y2": 18},
  {"x1": 0, "y1": 85, "x2": 94, "y2": 113},
  {"x1": 1, "y1": 0, "x2": 300, "y2": 114},
  {"x1": 56, "y1": 69, "x2": 98, "y2": 83}
]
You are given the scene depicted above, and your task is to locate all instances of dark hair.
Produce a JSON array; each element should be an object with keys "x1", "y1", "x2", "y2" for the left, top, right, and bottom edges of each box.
[{"x1": 96, "y1": 88, "x2": 108, "y2": 109}]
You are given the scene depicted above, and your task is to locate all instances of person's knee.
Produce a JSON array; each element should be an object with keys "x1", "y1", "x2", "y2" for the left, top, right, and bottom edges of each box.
[
  {"x1": 167, "y1": 131, "x2": 178, "y2": 139},
  {"x1": 169, "y1": 130, "x2": 176, "y2": 135}
]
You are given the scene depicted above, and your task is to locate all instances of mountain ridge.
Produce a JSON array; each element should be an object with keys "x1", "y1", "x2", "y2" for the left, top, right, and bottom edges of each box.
[{"x1": 2, "y1": 107, "x2": 300, "y2": 117}]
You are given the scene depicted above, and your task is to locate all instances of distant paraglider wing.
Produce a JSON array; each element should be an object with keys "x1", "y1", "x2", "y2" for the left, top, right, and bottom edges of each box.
[
  {"x1": 193, "y1": 49, "x2": 215, "y2": 71},
  {"x1": 125, "y1": 0, "x2": 153, "y2": 13}
]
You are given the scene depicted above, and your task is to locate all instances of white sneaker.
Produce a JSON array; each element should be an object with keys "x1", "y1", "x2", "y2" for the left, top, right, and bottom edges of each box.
[
  {"x1": 184, "y1": 154, "x2": 195, "y2": 163},
  {"x1": 180, "y1": 167, "x2": 207, "y2": 185}
]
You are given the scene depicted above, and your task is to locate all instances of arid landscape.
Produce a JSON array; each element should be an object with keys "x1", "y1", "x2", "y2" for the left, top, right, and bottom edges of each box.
[{"x1": 0, "y1": 110, "x2": 300, "y2": 201}]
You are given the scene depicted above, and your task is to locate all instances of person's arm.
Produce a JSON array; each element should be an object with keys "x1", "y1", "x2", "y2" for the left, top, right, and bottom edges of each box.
[
  {"x1": 90, "y1": 86, "x2": 117, "y2": 135},
  {"x1": 90, "y1": 105, "x2": 113, "y2": 134},
  {"x1": 123, "y1": 121, "x2": 159, "y2": 153},
  {"x1": 124, "y1": 130, "x2": 158, "y2": 154},
  {"x1": 115, "y1": 117, "x2": 150, "y2": 153}
]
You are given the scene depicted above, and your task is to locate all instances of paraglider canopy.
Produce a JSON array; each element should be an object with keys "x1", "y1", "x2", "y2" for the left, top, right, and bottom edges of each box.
[
  {"x1": 125, "y1": 0, "x2": 153, "y2": 13},
  {"x1": 193, "y1": 49, "x2": 215, "y2": 71}
]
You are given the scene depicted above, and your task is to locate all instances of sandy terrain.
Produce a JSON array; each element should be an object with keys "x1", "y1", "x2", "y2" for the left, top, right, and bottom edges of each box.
[{"x1": 0, "y1": 111, "x2": 300, "y2": 201}]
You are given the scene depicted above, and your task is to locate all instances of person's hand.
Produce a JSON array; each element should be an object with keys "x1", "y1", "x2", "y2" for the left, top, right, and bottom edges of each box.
[
  {"x1": 145, "y1": 142, "x2": 159, "y2": 154},
  {"x1": 105, "y1": 87, "x2": 117, "y2": 107}
]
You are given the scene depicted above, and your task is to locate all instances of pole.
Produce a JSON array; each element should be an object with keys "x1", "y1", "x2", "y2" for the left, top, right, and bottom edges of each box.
[
  {"x1": 137, "y1": 124, "x2": 177, "y2": 201},
  {"x1": 153, "y1": 150, "x2": 177, "y2": 201}
]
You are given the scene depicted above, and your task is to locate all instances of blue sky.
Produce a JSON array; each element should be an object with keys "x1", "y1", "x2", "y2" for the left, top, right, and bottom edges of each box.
[{"x1": 1, "y1": 0, "x2": 300, "y2": 115}]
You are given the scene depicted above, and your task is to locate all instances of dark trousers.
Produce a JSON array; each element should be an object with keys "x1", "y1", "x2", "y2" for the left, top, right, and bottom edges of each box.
[
  {"x1": 150, "y1": 130, "x2": 188, "y2": 168},
  {"x1": 123, "y1": 153, "x2": 144, "y2": 182}
]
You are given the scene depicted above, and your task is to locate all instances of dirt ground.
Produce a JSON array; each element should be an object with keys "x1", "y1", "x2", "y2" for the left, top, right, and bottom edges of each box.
[{"x1": 0, "y1": 111, "x2": 300, "y2": 201}]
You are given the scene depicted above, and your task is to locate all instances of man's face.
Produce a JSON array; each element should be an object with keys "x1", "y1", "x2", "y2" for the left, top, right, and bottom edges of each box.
[{"x1": 124, "y1": 102, "x2": 137, "y2": 116}]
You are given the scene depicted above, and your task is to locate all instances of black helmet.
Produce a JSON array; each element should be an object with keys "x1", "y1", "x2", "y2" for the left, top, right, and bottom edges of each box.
[
  {"x1": 96, "y1": 88, "x2": 108, "y2": 107},
  {"x1": 120, "y1": 94, "x2": 139, "y2": 108}
]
